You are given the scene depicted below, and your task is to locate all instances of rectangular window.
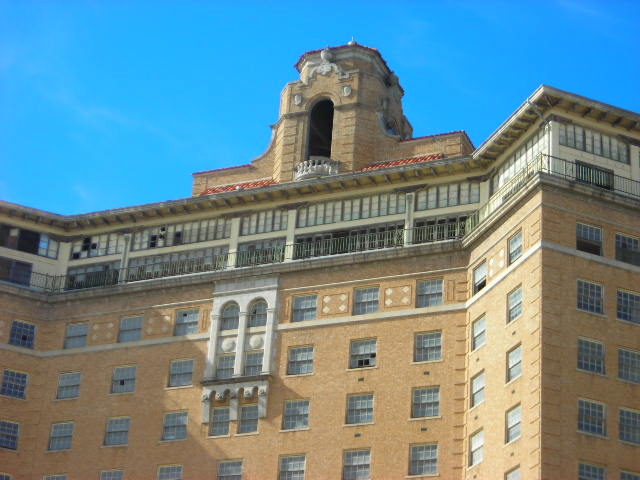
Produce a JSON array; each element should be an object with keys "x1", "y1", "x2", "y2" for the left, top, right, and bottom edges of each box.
[
  {"x1": 158, "y1": 465, "x2": 183, "y2": 480},
  {"x1": 169, "y1": 359, "x2": 194, "y2": 387},
  {"x1": 217, "y1": 461, "x2": 243, "y2": 480},
  {"x1": 111, "y1": 366, "x2": 136, "y2": 394},
  {"x1": 217, "y1": 355, "x2": 235, "y2": 379},
  {"x1": 469, "y1": 430, "x2": 483, "y2": 467},
  {"x1": 0, "y1": 420, "x2": 19, "y2": 450},
  {"x1": 576, "y1": 223, "x2": 602, "y2": 256},
  {"x1": 354, "y1": 287, "x2": 379, "y2": 315},
  {"x1": 578, "y1": 399, "x2": 606, "y2": 436},
  {"x1": 618, "y1": 290, "x2": 640, "y2": 325},
  {"x1": 507, "y1": 288, "x2": 523, "y2": 322},
  {"x1": 1, "y1": 370, "x2": 27, "y2": 399},
  {"x1": 505, "y1": 468, "x2": 521, "y2": 480},
  {"x1": 578, "y1": 463, "x2": 606, "y2": 480},
  {"x1": 104, "y1": 417, "x2": 130, "y2": 446},
  {"x1": 471, "y1": 315, "x2": 486, "y2": 350},
  {"x1": 619, "y1": 348, "x2": 640, "y2": 383},
  {"x1": 508, "y1": 231, "x2": 523, "y2": 264},
  {"x1": 9, "y1": 320, "x2": 35, "y2": 349},
  {"x1": 49, "y1": 422, "x2": 74, "y2": 450},
  {"x1": 174, "y1": 309, "x2": 199, "y2": 336},
  {"x1": 415, "y1": 331, "x2": 442, "y2": 362},
  {"x1": 287, "y1": 346, "x2": 314, "y2": 375},
  {"x1": 577, "y1": 280, "x2": 603, "y2": 314},
  {"x1": 577, "y1": 339, "x2": 605, "y2": 374},
  {"x1": 473, "y1": 262, "x2": 487, "y2": 294},
  {"x1": 416, "y1": 279, "x2": 443, "y2": 307},
  {"x1": 210, "y1": 407, "x2": 230, "y2": 436},
  {"x1": 346, "y1": 394, "x2": 374, "y2": 424},
  {"x1": 238, "y1": 405, "x2": 258, "y2": 434},
  {"x1": 162, "y1": 412, "x2": 188, "y2": 441},
  {"x1": 349, "y1": 339, "x2": 377, "y2": 369},
  {"x1": 620, "y1": 408, "x2": 640, "y2": 445},
  {"x1": 57, "y1": 372, "x2": 81, "y2": 399},
  {"x1": 282, "y1": 399, "x2": 310, "y2": 431},
  {"x1": 343, "y1": 449, "x2": 370, "y2": 480},
  {"x1": 507, "y1": 345, "x2": 522, "y2": 382},
  {"x1": 409, "y1": 444, "x2": 437, "y2": 476},
  {"x1": 616, "y1": 233, "x2": 640, "y2": 266},
  {"x1": 0, "y1": 256, "x2": 32, "y2": 286},
  {"x1": 118, "y1": 316, "x2": 143, "y2": 343},
  {"x1": 63, "y1": 323, "x2": 88, "y2": 349},
  {"x1": 471, "y1": 372, "x2": 485, "y2": 407},
  {"x1": 412, "y1": 386, "x2": 440, "y2": 418},
  {"x1": 622, "y1": 473, "x2": 640, "y2": 480},
  {"x1": 506, "y1": 405, "x2": 522, "y2": 443},
  {"x1": 292, "y1": 295, "x2": 317, "y2": 322},
  {"x1": 279, "y1": 456, "x2": 306, "y2": 480},
  {"x1": 100, "y1": 471, "x2": 124, "y2": 480},
  {"x1": 244, "y1": 351, "x2": 263, "y2": 376},
  {"x1": 43, "y1": 476, "x2": 67, "y2": 480}
]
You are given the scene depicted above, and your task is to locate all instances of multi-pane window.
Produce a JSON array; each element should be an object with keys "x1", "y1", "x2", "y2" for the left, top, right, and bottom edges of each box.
[
  {"x1": 508, "y1": 231, "x2": 523, "y2": 264},
  {"x1": 578, "y1": 463, "x2": 606, "y2": 480},
  {"x1": 49, "y1": 422, "x2": 74, "y2": 450},
  {"x1": 248, "y1": 300, "x2": 267, "y2": 327},
  {"x1": 490, "y1": 129, "x2": 548, "y2": 193},
  {"x1": 506, "y1": 405, "x2": 522, "y2": 443},
  {"x1": 240, "y1": 209, "x2": 288, "y2": 235},
  {"x1": 210, "y1": 407, "x2": 230, "y2": 436},
  {"x1": 9, "y1": 320, "x2": 35, "y2": 349},
  {"x1": 1, "y1": 370, "x2": 27, "y2": 399},
  {"x1": 618, "y1": 290, "x2": 640, "y2": 324},
  {"x1": 100, "y1": 471, "x2": 124, "y2": 480},
  {"x1": 577, "y1": 280, "x2": 603, "y2": 314},
  {"x1": 0, "y1": 256, "x2": 32, "y2": 286},
  {"x1": 471, "y1": 315, "x2": 486, "y2": 350},
  {"x1": 416, "y1": 279, "x2": 443, "y2": 307},
  {"x1": 578, "y1": 339, "x2": 605, "y2": 374},
  {"x1": 128, "y1": 247, "x2": 228, "y2": 280},
  {"x1": 620, "y1": 408, "x2": 640, "y2": 445},
  {"x1": 111, "y1": 366, "x2": 136, "y2": 394},
  {"x1": 343, "y1": 449, "x2": 371, "y2": 480},
  {"x1": 217, "y1": 355, "x2": 235, "y2": 379},
  {"x1": 621, "y1": 473, "x2": 640, "y2": 480},
  {"x1": 279, "y1": 455, "x2": 306, "y2": 480},
  {"x1": 174, "y1": 309, "x2": 199, "y2": 335},
  {"x1": 43, "y1": 476, "x2": 67, "y2": 480},
  {"x1": 507, "y1": 345, "x2": 522, "y2": 382},
  {"x1": 162, "y1": 412, "x2": 188, "y2": 441},
  {"x1": 471, "y1": 372, "x2": 485, "y2": 407},
  {"x1": 0, "y1": 420, "x2": 19, "y2": 450},
  {"x1": 619, "y1": 348, "x2": 640, "y2": 383},
  {"x1": 415, "y1": 331, "x2": 442, "y2": 362},
  {"x1": 104, "y1": 417, "x2": 130, "y2": 446},
  {"x1": 64, "y1": 323, "x2": 88, "y2": 349},
  {"x1": 66, "y1": 261, "x2": 120, "y2": 289},
  {"x1": 412, "y1": 387, "x2": 440, "y2": 418},
  {"x1": 282, "y1": 400, "x2": 310, "y2": 430},
  {"x1": 220, "y1": 303, "x2": 239, "y2": 330},
  {"x1": 238, "y1": 405, "x2": 258, "y2": 434},
  {"x1": 409, "y1": 444, "x2": 438, "y2": 476},
  {"x1": 217, "y1": 460, "x2": 243, "y2": 480},
  {"x1": 346, "y1": 394, "x2": 374, "y2": 424},
  {"x1": 57, "y1": 372, "x2": 81, "y2": 399},
  {"x1": 70, "y1": 232, "x2": 123, "y2": 258},
  {"x1": 0, "y1": 223, "x2": 59, "y2": 258},
  {"x1": 131, "y1": 218, "x2": 231, "y2": 251},
  {"x1": 508, "y1": 288, "x2": 523, "y2": 322},
  {"x1": 354, "y1": 287, "x2": 379, "y2": 315},
  {"x1": 349, "y1": 339, "x2": 377, "y2": 368},
  {"x1": 578, "y1": 399, "x2": 606, "y2": 436},
  {"x1": 169, "y1": 359, "x2": 194, "y2": 387},
  {"x1": 469, "y1": 430, "x2": 483, "y2": 467},
  {"x1": 616, "y1": 233, "x2": 640, "y2": 266},
  {"x1": 118, "y1": 316, "x2": 143, "y2": 343},
  {"x1": 415, "y1": 182, "x2": 480, "y2": 210},
  {"x1": 559, "y1": 122, "x2": 629, "y2": 163},
  {"x1": 505, "y1": 468, "x2": 521, "y2": 480},
  {"x1": 158, "y1": 465, "x2": 183, "y2": 480},
  {"x1": 287, "y1": 346, "x2": 314, "y2": 375},
  {"x1": 576, "y1": 223, "x2": 602, "y2": 256},
  {"x1": 473, "y1": 262, "x2": 487, "y2": 294},
  {"x1": 244, "y1": 351, "x2": 263, "y2": 376},
  {"x1": 292, "y1": 295, "x2": 317, "y2": 322}
]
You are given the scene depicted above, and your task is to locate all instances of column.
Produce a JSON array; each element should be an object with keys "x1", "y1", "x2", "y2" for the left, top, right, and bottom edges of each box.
[
  {"x1": 233, "y1": 311, "x2": 248, "y2": 376},
  {"x1": 226, "y1": 217, "x2": 241, "y2": 269},
  {"x1": 284, "y1": 208, "x2": 297, "y2": 261},
  {"x1": 261, "y1": 307, "x2": 276, "y2": 374},
  {"x1": 403, "y1": 193, "x2": 415, "y2": 246},
  {"x1": 204, "y1": 312, "x2": 220, "y2": 379},
  {"x1": 119, "y1": 233, "x2": 132, "y2": 284}
]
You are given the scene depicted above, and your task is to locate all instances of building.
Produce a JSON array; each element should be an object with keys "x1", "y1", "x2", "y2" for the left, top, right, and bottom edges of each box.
[{"x1": 1, "y1": 42, "x2": 639, "y2": 480}]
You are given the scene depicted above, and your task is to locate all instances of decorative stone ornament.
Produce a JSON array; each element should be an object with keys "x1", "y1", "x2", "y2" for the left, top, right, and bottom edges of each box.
[
  {"x1": 342, "y1": 85, "x2": 352, "y2": 97},
  {"x1": 221, "y1": 337, "x2": 236, "y2": 352},
  {"x1": 248, "y1": 334, "x2": 264, "y2": 349},
  {"x1": 293, "y1": 94, "x2": 302, "y2": 106}
]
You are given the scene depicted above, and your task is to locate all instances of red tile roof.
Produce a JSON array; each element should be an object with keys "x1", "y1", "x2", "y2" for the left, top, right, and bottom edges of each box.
[
  {"x1": 359, "y1": 153, "x2": 444, "y2": 172},
  {"x1": 200, "y1": 179, "x2": 277, "y2": 196}
]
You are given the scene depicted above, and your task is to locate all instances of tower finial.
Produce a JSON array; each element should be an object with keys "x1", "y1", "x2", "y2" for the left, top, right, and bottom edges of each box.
[{"x1": 348, "y1": 37, "x2": 356, "y2": 46}]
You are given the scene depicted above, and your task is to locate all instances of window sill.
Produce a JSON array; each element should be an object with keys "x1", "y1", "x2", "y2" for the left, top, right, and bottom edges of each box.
[
  {"x1": 101, "y1": 444, "x2": 128, "y2": 448},
  {"x1": 617, "y1": 318, "x2": 640, "y2": 327},
  {"x1": 468, "y1": 402, "x2": 484, "y2": 412},
  {"x1": 505, "y1": 376, "x2": 522, "y2": 387},
  {"x1": 0, "y1": 395, "x2": 26, "y2": 401},
  {"x1": 504, "y1": 437, "x2": 521, "y2": 446},
  {"x1": 284, "y1": 373, "x2": 315, "y2": 378},
  {"x1": 408, "y1": 416, "x2": 441, "y2": 422},
  {"x1": 406, "y1": 474, "x2": 439, "y2": 478},
  {"x1": 0, "y1": 447, "x2": 18, "y2": 453},
  {"x1": 45, "y1": 449, "x2": 72, "y2": 453},
  {"x1": 165, "y1": 385, "x2": 194, "y2": 390},
  {"x1": 343, "y1": 422, "x2": 374, "y2": 428},
  {"x1": 577, "y1": 430, "x2": 608, "y2": 440},
  {"x1": 506, "y1": 316, "x2": 522, "y2": 326},
  {"x1": 617, "y1": 377, "x2": 640, "y2": 386},
  {"x1": 619, "y1": 439, "x2": 640, "y2": 447},
  {"x1": 53, "y1": 397, "x2": 79, "y2": 402},
  {"x1": 279, "y1": 427, "x2": 310, "y2": 433},
  {"x1": 207, "y1": 434, "x2": 231, "y2": 439},
  {"x1": 410, "y1": 360, "x2": 443, "y2": 365},
  {"x1": 158, "y1": 438, "x2": 187, "y2": 444},
  {"x1": 235, "y1": 431, "x2": 259, "y2": 437},
  {"x1": 576, "y1": 308, "x2": 607, "y2": 319},
  {"x1": 576, "y1": 368, "x2": 607, "y2": 378},
  {"x1": 466, "y1": 462, "x2": 482, "y2": 471},
  {"x1": 109, "y1": 392, "x2": 136, "y2": 396},
  {"x1": 346, "y1": 366, "x2": 378, "y2": 372}
]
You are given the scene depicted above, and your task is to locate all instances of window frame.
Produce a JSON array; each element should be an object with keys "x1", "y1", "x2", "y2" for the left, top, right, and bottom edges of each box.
[
  {"x1": 247, "y1": 299, "x2": 267, "y2": 327},
  {"x1": 111, "y1": 366, "x2": 137, "y2": 394},
  {"x1": 217, "y1": 460, "x2": 243, "y2": 480},
  {"x1": 414, "y1": 331, "x2": 442, "y2": 363},
  {"x1": 282, "y1": 399, "x2": 310, "y2": 431},
  {"x1": 118, "y1": 316, "x2": 143, "y2": 343},
  {"x1": 619, "y1": 347, "x2": 640, "y2": 384},
  {"x1": 342, "y1": 449, "x2": 371, "y2": 480},
  {"x1": 237, "y1": 404, "x2": 258, "y2": 434},
  {"x1": 104, "y1": 417, "x2": 130, "y2": 446},
  {"x1": 168, "y1": 359, "x2": 194, "y2": 387},
  {"x1": 472, "y1": 261, "x2": 487, "y2": 295},
  {"x1": 8, "y1": 320, "x2": 36, "y2": 349},
  {"x1": 220, "y1": 303, "x2": 240, "y2": 331},
  {"x1": 279, "y1": 455, "x2": 306, "y2": 480},
  {"x1": 48, "y1": 422, "x2": 74, "y2": 451},
  {"x1": 174, "y1": 309, "x2": 199, "y2": 336},
  {"x1": 0, "y1": 420, "x2": 19, "y2": 450},
  {"x1": 615, "y1": 232, "x2": 640, "y2": 266},
  {"x1": 577, "y1": 398, "x2": 607, "y2": 437},
  {"x1": 292, "y1": 295, "x2": 317, "y2": 322},
  {"x1": 507, "y1": 287, "x2": 523, "y2": 323},
  {"x1": 63, "y1": 323, "x2": 88, "y2": 349},
  {"x1": 409, "y1": 443, "x2": 438, "y2": 476},
  {"x1": 349, "y1": 338, "x2": 377, "y2": 369},
  {"x1": 619, "y1": 407, "x2": 640, "y2": 445},
  {"x1": 617, "y1": 289, "x2": 640, "y2": 325},
  {"x1": 411, "y1": 386, "x2": 440, "y2": 418},
  {"x1": 577, "y1": 280, "x2": 604, "y2": 314},
  {"x1": 578, "y1": 462, "x2": 606, "y2": 480},
  {"x1": 56, "y1": 372, "x2": 81, "y2": 400},
  {"x1": 287, "y1": 346, "x2": 314, "y2": 375},
  {"x1": 243, "y1": 351, "x2": 263, "y2": 377},
  {"x1": 470, "y1": 371, "x2": 485, "y2": 408},
  {"x1": 346, "y1": 393, "x2": 374, "y2": 425},
  {"x1": 157, "y1": 465, "x2": 183, "y2": 480},
  {"x1": 353, "y1": 287, "x2": 379, "y2": 315},
  {"x1": 162, "y1": 411, "x2": 188, "y2": 441},
  {"x1": 506, "y1": 345, "x2": 522, "y2": 383},
  {"x1": 0, "y1": 369, "x2": 28, "y2": 400},
  {"x1": 216, "y1": 354, "x2": 235, "y2": 379},
  {"x1": 468, "y1": 429, "x2": 483, "y2": 467},
  {"x1": 505, "y1": 404, "x2": 522, "y2": 443},
  {"x1": 577, "y1": 338, "x2": 606, "y2": 375},
  {"x1": 416, "y1": 279, "x2": 444, "y2": 307},
  {"x1": 209, "y1": 406, "x2": 230, "y2": 437},
  {"x1": 471, "y1": 315, "x2": 486, "y2": 351},
  {"x1": 508, "y1": 230, "x2": 523, "y2": 264},
  {"x1": 576, "y1": 223, "x2": 603, "y2": 256}
]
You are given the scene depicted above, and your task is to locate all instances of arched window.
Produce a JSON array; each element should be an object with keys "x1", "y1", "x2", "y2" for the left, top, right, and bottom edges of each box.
[
  {"x1": 220, "y1": 303, "x2": 239, "y2": 330},
  {"x1": 248, "y1": 299, "x2": 267, "y2": 327},
  {"x1": 308, "y1": 99, "x2": 334, "y2": 158}
]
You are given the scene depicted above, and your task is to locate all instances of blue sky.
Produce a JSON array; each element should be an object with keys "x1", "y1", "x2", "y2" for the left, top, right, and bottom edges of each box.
[{"x1": 1, "y1": 0, "x2": 639, "y2": 215}]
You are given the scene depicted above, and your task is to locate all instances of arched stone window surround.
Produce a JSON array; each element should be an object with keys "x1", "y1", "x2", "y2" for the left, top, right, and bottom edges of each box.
[
  {"x1": 307, "y1": 97, "x2": 335, "y2": 159},
  {"x1": 247, "y1": 298, "x2": 268, "y2": 328},
  {"x1": 220, "y1": 302, "x2": 240, "y2": 330}
]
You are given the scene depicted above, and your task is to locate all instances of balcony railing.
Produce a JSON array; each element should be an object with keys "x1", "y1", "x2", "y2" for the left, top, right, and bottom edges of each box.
[{"x1": 294, "y1": 156, "x2": 340, "y2": 180}]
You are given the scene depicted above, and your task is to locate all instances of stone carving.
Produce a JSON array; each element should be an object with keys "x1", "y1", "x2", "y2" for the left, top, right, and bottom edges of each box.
[
  {"x1": 202, "y1": 394, "x2": 210, "y2": 403},
  {"x1": 294, "y1": 94, "x2": 302, "y2": 106},
  {"x1": 248, "y1": 335, "x2": 264, "y2": 349},
  {"x1": 342, "y1": 85, "x2": 352, "y2": 97},
  {"x1": 215, "y1": 392, "x2": 225, "y2": 401},
  {"x1": 221, "y1": 337, "x2": 236, "y2": 353},
  {"x1": 300, "y1": 47, "x2": 348, "y2": 85},
  {"x1": 243, "y1": 388, "x2": 254, "y2": 398}
]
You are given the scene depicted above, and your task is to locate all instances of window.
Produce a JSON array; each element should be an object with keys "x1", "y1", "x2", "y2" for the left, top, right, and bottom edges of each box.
[
  {"x1": 618, "y1": 290, "x2": 640, "y2": 324},
  {"x1": 111, "y1": 366, "x2": 136, "y2": 394},
  {"x1": 508, "y1": 231, "x2": 523, "y2": 264},
  {"x1": 577, "y1": 280, "x2": 603, "y2": 314},
  {"x1": 471, "y1": 372, "x2": 485, "y2": 407},
  {"x1": 0, "y1": 420, "x2": 19, "y2": 450},
  {"x1": 622, "y1": 472, "x2": 640, "y2": 480},
  {"x1": 43, "y1": 476, "x2": 67, "y2": 480},
  {"x1": 48, "y1": 422, "x2": 74, "y2": 450},
  {"x1": 578, "y1": 339, "x2": 605, "y2": 374},
  {"x1": 507, "y1": 345, "x2": 522, "y2": 382},
  {"x1": 620, "y1": 408, "x2": 640, "y2": 445},
  {"x1": 104, "y1": 417, "x2": 130, "y2": 446},
  {"x1": 468, "y1": 430, "x2": 483, "y2": 467},
  {"x1": 174, "y1": 309, "x2": 199, "y2": 335},
  {"x1": 471, "y1": 315, "x2": 486, "y2": 350},
  {"x1": 505, "y1": 467, "x2": 521, "y2": 480},
  {"x1": 412, "y1": 387, "x2": 440, "y2": 418},
  {"x1": 559, "y1": 122, "x2": 629, "y2": 163},
  {"x1": 248, "y1": 300, "x2": 267, "y2": 327},
  {"x1": 0, "y1": 224, "x2": 59, "y2": 258},
  {"x1": 56, "y1": 372, "x2": 81, "y2": 399},
  {"x1": 579, "y1": 463, "x2": 606, "y2": 480},
  {"x1": 346, "y1": 394, "x2": 374, "y2": 424},
  {"x1": 409, "y1": 444, "x2": 438, "y2": 476},
  {"x1": 473, "y1": 262, "x2": 487, "y2": 294},
  {"x1": 210, "y1": 407, "x2": 230, "y2": 436},
  {"x1": 158, "y1": 465, "x2": 183, "y2": 480},
  {"x1": 169, "y1": 359, "x2": 194, "y2": 387},
  {"x1": 118, "y1": 316, "x2": 143, "y2": 342},
  {"x1": 8, "y1": 320, "x2": 35, "y2": 349},
  {"x1": 507, "y1": 287, "x2": 523, "y2": 322},
  {"x1": 349, "y1": 339, "x2": 377, "y2": 368},
  {"x1": 287, "y1": 346, "x2": 314, "y2": 375},
  {"x1": 220, "y1": 303, "x2": 239, "y2": 330},
  {"x1": 100, "y1": 471, "x2": 124, "y2": 480},
  {"x1": 578, "y1": 399, "x2": 606, "y2": 436},
  {"x1": 217, "y1": 355, "x2": 235, "y2": 379},
  {"x1": 217, "y1": 461, "x2": 243, "y2": 480},
  {"x1": 576, "y1": 223, "x2": 602, "y2": 256},
  {"x1": 616, "y1": 233, "x2": 640, "y2": 266},
  {"x1": 415, "y1": 182, "x2": 479, "y2": 210},
  {"x1": 1, "y1": 370, "x2": 27, "y2": 399},
  {"x1": 416, "y1": 279, "x2": 443, "y2": 307},
  {"x1": 244, "y1": 351, "x2": 263, "y2": 376},
  {"x1": 63, "y1": 323, "x2": 88, "y2": 349},
  {"x1": 292, "y1": 295, "x2": 317, "y2": 322},
  {"x1": 279, "y1": 455, "x2": 306, "y2": 480},
  {"x1": 283, "y1": 399, "x2": 310, "y2": 431},
  {"x1": 354, "y1": 287, "x2": 379, "y2": 315},
  {"x1": 343, "y1": 449, "x2": 370, "y2": 480},
  {"x1": 415, "y1": 331, "x2": 442, "y2": 362},
  {"x1": 619, "y1": 348, "x2": 640, "y2": 383},
  {"x1": 162, "y1": 412, "x2": 188, "y2": 441},
  {"x1": 506, "y1": 404, "x2": 522, "y2": 443},
  {"x1": 238, "y1": 405, "x2": 258, "y2": 433},
  {"x1": 240, "y1": 209, "x2": 288, "y2": 235}
]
